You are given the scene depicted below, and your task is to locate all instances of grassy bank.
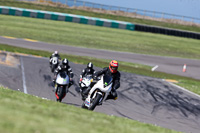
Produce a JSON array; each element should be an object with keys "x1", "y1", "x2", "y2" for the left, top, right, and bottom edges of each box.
[
  {"x1": 1, "y1": 44, "x2": 200, "y2": 96},
  {"x1": 0, "y1": 0, "x2": 200, "y2": 33},
  {"x1": 0, "y1": 15, "x2": 200, "y2": 59},
  {"x1": 0, "y1": 87, "x2": 178, "y2": 133}
]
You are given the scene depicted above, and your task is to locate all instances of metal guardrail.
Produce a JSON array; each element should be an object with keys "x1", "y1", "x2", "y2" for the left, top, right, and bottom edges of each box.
[{"x1": 17, "y1": 0, "x2": 200, "y2": 24}]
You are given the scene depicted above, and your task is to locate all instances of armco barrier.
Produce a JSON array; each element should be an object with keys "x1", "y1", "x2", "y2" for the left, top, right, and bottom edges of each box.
[
  {"x1": 0, "y1": 6, "x2": 135, "y2": 31},
  {"x1": 135, "y1": 24, "x2": 200, "y2": 39}
]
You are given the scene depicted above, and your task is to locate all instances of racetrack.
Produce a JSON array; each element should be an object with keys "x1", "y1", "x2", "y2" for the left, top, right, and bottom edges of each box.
[
  {"x1": 1, "y1": 52, "x2": 200, "y2": 133},
  {"x1": 1, "y1": 36, "x2": 200, "y2": 80}
]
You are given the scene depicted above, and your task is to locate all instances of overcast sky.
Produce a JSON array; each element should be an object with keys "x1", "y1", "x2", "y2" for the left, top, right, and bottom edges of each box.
[{"x1": 82, "y1": 0, "x2": 200, "y2": 18}]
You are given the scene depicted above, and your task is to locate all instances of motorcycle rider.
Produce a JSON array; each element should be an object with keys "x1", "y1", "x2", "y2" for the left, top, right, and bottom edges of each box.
[
  {"x1": 53, "y1": 58, "x2": 74, "y2": 88},
  {"x1": 79, "y1": 62, "x2": 96, "y2": 85},
  {"x1": 79, "y1": 62, "x2": 96, "y2": 99},
  {"x1": 49, "y1": 51, "x2": 61, "y2": 66},
  {"x1": 82, "y1": 60, "x2": 120, "y2": 101}
]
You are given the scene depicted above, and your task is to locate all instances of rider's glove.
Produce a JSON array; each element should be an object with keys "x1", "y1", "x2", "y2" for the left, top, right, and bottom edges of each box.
[{"x1": 93, "y1": 76, "x2": 97, "y2": 80}]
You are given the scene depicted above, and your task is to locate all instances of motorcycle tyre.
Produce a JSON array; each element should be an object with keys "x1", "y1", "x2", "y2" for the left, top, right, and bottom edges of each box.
[
  {"x1": 88, "y1": 93, "x2": 102, "y2": 111},
  {"x1": 57, "y1": 86, "x2": 66, "y2": 102},
  {"x1": 81, "y1": 102, "x2": 88, "y2": 109}
]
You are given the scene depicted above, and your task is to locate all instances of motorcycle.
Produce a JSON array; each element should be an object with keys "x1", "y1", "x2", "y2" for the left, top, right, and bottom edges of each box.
[
  {"x1": 54, "y1": 71, "x2": 69, "y2": 102},
  {"x1": 82, "y1": 74, "x2": 113, "y2": 110},
  {"x1": 50, "y1": 57, "x2": 59, "y2": 73},
  {"x1": 79, "y1": 74, "x2": 93, "y2": 100}
]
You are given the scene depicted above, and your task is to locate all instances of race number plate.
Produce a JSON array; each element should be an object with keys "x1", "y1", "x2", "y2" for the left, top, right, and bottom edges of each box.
[{"x1": 85, "y1": 98, "x2": 91, "y2": 107}]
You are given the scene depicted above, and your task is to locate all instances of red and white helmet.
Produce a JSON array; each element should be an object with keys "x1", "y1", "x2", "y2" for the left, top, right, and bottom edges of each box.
[{"x1": 109, "y1": 60, "x2": 118, "y2": 73}]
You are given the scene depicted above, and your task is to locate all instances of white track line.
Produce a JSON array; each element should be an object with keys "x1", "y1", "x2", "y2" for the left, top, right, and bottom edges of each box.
[
  {"x1": 20, "y1": 57, "x2": 28, "y2": 94},
  {"x1": 168, "y1": 82, "x2": 200, "y2": 99},
  {"x1": 151, "y1": 65, "x2": 159, "y2": 71}
]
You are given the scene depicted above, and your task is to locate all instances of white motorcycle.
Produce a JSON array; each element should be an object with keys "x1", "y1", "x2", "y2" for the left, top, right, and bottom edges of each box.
[
  {"x1": 82, "y1": 74, "x2": 113, "y2": 110},
  {"x1": 54, "y1": 71, "x2": 69, "y2": 102},
  {"x1": 80, "y1": 75, "x2": 93, "y2": 99},
  {"x1": 50, "y1": 57, "x2": 59, "y2": 73}
]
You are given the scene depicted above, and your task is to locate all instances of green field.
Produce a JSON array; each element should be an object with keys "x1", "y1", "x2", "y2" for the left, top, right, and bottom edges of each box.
[
  {"x1": 0, "y1": 15, "x2": 200, "y2": 59},
  {"x1": 0, "y1": 86, "x2": 178, "y2": 133},
  {"x1": 1, "y1": 0, "x2": 200, "y2": 33}
]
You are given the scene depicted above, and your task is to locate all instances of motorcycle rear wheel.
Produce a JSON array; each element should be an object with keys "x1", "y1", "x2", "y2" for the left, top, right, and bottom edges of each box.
[{"x1": 57, "y1": 86, "x2": 66, "y2": 102}]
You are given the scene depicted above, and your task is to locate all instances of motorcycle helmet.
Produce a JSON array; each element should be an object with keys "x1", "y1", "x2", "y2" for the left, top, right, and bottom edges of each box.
[
  {"x1": 54, "y1": 51, "x2": 58, "y2": 56},
  {"x1": 62, "y1": 58, "x2": 68, "y2": 68},
  {"x1": 87, "y1": 62, "x2": 93, "y2": 72},
  {"x1": 109, "y1": 60, "x2": 118, "y2": 73}
]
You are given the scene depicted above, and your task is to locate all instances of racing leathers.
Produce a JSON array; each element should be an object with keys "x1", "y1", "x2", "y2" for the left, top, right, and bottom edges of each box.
[{"x1": 49, "y1": 53, "x2": 61, "y2": 65}]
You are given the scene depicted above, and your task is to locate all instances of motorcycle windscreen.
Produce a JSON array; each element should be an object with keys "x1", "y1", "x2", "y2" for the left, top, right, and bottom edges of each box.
[
  {"x1": 103, "y1": 75, "x2": 113, "y2": 87},
  {"x1": 82, "y1": 75, "x2": 92, "y2": 87},
  {"x1": 56, "y1": 72, "x2": 70, "y2": 85}
]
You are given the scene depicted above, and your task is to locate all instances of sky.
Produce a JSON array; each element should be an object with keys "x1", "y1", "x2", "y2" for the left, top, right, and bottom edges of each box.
[{"x1": 82, "y1": 0, "x2": 200, "y2": 19}]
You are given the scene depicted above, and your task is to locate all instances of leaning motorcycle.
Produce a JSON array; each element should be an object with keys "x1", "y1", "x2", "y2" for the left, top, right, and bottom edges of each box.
[
  {"x1": 82, "y1": 74, "x2": 113, "y2": 110},
  {"x1": 50, "y1": 57, "x2": 59, "y2": 73},
  {"x1": 54, "y1": 71, "x2": 69, "y2": 102}
]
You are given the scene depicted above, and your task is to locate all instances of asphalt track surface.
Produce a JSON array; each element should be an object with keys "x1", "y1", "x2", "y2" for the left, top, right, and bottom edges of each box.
[
  {"x1": 1, "y1": 52, "x2": 200, "y2": 133},
  {"x1": 1, "y1": 36, "x2": 200, "y2": 80}
]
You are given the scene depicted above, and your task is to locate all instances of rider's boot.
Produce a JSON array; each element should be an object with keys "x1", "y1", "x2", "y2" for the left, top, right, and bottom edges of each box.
[{"x1": 105, "y1": 90, "x2": 118, "y2": 100}]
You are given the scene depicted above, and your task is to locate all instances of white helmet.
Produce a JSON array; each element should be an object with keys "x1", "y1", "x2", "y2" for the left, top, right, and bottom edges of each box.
[{"x1": 54, "y1": 51, "x2": 58, "y2": 55}]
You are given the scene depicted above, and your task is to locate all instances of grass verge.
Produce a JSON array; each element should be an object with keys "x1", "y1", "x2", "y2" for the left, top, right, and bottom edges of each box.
[
  {"x1": 0, "y1": 15, "x2": 200, "y2": 59},
  {"x1": 0, "y1": 0, "x2": 200, "y2": 33},
  {"x1": 0, "y1": 86, "x2": 178, "y2": 133},
  {"x1": 1, "y1": 44, "x2": 200, "y2": 96}
]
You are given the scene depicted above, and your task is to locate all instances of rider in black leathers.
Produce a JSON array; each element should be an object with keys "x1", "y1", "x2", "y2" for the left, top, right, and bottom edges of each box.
[
  {"x1": 79, "y1": 62, "x2": 96, "y2": 99},
  {"x1": 53, "y1": 58, "x2": 74, "y2": 88},
  {"x1": 49, "y1": 51, "x2": 61, "y2": 66},
  {"x1": 79, "y1": 62, "x2": 96, "y2": 86}
]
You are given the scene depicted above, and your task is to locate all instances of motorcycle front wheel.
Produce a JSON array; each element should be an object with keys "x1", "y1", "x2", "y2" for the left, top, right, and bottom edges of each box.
[
  {"x1": 57, "y1": 86, "x2": 66, "y2": 102},
  {"x1": 88, "y1": 93, "x2": 102, "y2": 111}
]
